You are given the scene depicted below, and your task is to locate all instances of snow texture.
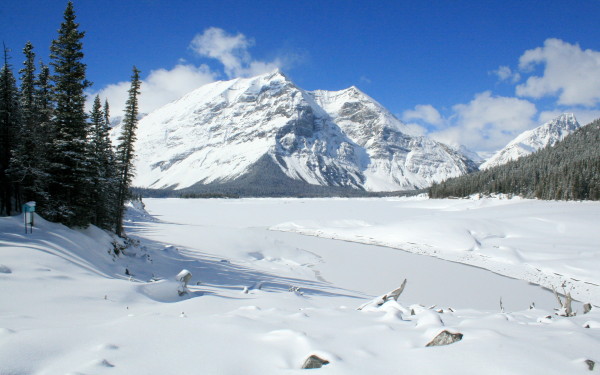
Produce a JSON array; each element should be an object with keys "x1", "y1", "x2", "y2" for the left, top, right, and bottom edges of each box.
[{"x1": 1, "y1": 197, "x2": 599, "y2": 374}]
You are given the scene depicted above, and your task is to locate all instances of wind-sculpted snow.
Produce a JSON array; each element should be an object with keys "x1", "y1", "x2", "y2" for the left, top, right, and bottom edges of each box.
[
  {"x1": 117, "y1": 70, "x2": 477, "y2": 192},
  {"x1": 2, "y1": 198, "x2": 599, "y2": 374},
  {"x1": 272, "y1": 196, "x2": 600, "y2": 305},
  {"x1": 481, "y1": 113, "x2": 580, "y2": 170}
]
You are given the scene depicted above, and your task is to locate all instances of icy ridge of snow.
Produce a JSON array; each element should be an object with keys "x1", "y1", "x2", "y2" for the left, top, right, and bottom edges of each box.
[
  {"x1": 481, "y1": 113, "x2": 580, "y2": 170},
  {"x1": 271, "y1": 197, "x2": 600, "y2": 305},
  {"x1": 118, "y1": 70, "x2": 476, "y2": 192}
]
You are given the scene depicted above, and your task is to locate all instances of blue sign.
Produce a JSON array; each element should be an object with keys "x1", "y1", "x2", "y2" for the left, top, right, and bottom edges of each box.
[{"x1": 23, "y1": 201, "x2": 35, "y2": 233}]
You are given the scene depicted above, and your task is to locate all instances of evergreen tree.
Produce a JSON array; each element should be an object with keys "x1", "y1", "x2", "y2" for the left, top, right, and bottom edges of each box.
[
  {"x1": 9, "y1": 42, "x2": 49, "y2": 208},
  {"x1": 429, "y1": 118, "x2": 600, "y2": 201},
  {"x1": 103, "y1": 99, "x2": 111, "y2": 130},
  {"x1": 114, "y1": 66, "x2": 141, "y2": 236},
  {"x1": 89, "y1": 95, "x2": 117, "y2": 229},
  {"x1": 47, "y1": 1, "x2": 93, "y2": 226},
  {"x1": 0, "y1": 45, "x2": 20, "y2": 215},
  {"x1": 36, "y1": 62, "x2": 54, "y2": 146}
]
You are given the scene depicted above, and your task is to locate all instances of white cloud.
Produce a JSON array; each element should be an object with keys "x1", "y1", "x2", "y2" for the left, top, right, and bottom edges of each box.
[
  {"x1": 189, "y1": 27, "x2": 282, "y2": 78},
  {"x1": 89, "y1": 64, "x2": 216, "y2": 118},
  {"x1": 428, "y1": 91, "x2": 537, "y2": 152},
  {"x1": 90, "y1": 27, "x2": 300, "y2": 118},
  {"x1": 401, "y1": 122, "x2": 428, "y2": 137},
  {"x1": 493, "y1": 65, "x2": 520, "y2": 83},
  {"x1": 402, "y1": 104, "x2": 444, "y2": 127},
  {"x1": 516, "y1": 38, "x2": 600, "y2": 107}
]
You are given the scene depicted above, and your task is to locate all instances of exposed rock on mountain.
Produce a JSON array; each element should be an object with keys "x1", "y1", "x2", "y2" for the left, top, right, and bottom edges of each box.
[{"x1": 118, "y1": 70, "x2": 477, "y2": 193}]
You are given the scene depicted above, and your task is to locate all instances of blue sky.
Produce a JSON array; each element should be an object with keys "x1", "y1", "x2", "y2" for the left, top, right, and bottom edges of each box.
[{"x1": 2, "y1": 0, "x2": 600, "y2": 152}]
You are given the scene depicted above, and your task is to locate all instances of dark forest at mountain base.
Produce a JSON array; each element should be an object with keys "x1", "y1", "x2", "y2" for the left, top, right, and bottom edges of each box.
[{"x1": 429, "y1": 119, "x2": 600, "y2": 201}]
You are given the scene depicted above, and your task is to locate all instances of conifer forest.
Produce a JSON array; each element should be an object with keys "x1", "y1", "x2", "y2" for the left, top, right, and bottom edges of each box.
[{"x1": 0, "y1": 2, "x2": 140, "y2": 234}]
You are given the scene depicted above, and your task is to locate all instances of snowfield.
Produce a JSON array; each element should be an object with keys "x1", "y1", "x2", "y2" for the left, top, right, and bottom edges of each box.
[{"x1": 1, "y1": 197, "x2": 599, "y2": 374}]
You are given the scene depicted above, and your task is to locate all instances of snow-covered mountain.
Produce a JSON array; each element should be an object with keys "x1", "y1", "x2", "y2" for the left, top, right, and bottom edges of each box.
[
  {"x1": 123, "y1": 70, "x2": 477, "y2": 192},
  {"x1": 480, "y1": 113, "x2": 580, "y2": 170}
]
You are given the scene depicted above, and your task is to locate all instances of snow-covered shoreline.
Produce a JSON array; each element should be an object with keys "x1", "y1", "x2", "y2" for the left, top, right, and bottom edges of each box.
[{"x1": 271, "y1": 196, "x2": 600, "y2": 305}]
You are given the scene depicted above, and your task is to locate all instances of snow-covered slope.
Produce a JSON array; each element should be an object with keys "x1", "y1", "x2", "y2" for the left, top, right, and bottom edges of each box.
[
  {"x1": 2, "y1": 198, "x2": 600, "y2": 374},
  {"x1": 309, "y1": 87, "x2": 477, "y2": 191},
  {"x1": 121, "y1": 70, "x2": 476, "y2": 192},
  {"x1": 480, "y1": 113, "x2": 580, "y2": 170}
]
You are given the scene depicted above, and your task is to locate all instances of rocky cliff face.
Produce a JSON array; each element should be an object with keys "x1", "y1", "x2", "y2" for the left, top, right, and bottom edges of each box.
[
  {"x1": 480, "y1": 113, "x2": 580, "y2": 170},
  {"x1": 120, "y1": 70, "x2": 477, "y2": 192}
]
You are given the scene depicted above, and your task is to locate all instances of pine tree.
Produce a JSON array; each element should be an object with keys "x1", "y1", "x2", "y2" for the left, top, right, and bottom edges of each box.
[
  {"x1": 36, "y1": 62, "x2": 53, "y2": 148},
  {"x1": 9, "y1": 42, "x2": 49, "y2": 208},
  {"x1": 89, "y1": 95, "x2": 117, "y2": 229},
  {"x1": 114, "y1": 66, "x2": 141, "y2": 236},
  {"x1": 103, "y1": 99, "x2": 111, "y2": 130},
  {"x1": 0, "y1": 45, "x2": 20, "y2": 215},
  {"x1": 47, "y1": 1, "x2": 93, "y2": 226}
]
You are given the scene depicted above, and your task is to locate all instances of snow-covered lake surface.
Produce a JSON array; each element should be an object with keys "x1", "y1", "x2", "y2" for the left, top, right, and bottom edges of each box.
[{"x1": 1, "y1": 197, "x2": 599, "y2": 374}]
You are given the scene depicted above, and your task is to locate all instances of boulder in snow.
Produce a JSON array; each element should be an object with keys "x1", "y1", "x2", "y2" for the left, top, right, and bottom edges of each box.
[
  {"x1": 585, "y1": 359, "x2": 595, "y2": 371},
  {"x1": 426, "y1": 330, "x2": 463, "y2": 347},
  {"x1": 302, "y1": 354, "x2": 330, "y2": 369}
]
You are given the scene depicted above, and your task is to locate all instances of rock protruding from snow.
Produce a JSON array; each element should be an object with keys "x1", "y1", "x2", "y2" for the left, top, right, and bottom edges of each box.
[
  {"x1": 480, "y1": 113, "x2": 580, "y2": 170},
  {"x1": 585, "y1": 359, "x2": 595, "y2": 371},
  {"x1": 121, "y1": 70, "x2": 477, "y2": 192},
  {"x1": 302, "y1": 355, "x2": 330, "y2": 369},
  {"x1": 425, "y1": 330, "x2": 463, "y2": 347}
]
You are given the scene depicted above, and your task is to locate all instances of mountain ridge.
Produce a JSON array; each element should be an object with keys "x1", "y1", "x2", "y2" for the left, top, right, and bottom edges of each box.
[
  {"x1": 480, "y1": 113, "x2": 580, "y2": 170},
  {"x1": 115, "y1": 70, "x2": 477, "y2": 193}
]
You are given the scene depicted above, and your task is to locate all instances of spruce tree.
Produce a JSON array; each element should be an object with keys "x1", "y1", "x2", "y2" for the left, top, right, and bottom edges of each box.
[
  {"x1": 89, "y1": 95, "x2": 117, "y2": 229},
  {"x1": 114, "y1": 66, "x2": 141, "y2": 236},
  {"x1": 103, "y1": 99, "x2": 111, "y2": 130},
  {"x1": 36, "y1": 62, "x2": 53, "y2": 147},
  {"x1": 9, "y1": 42, "x2": 49, "y2": 208},
  {"x1": 0, "y1": 46, "x2": 20, "y2": 215},
  {"x1": 47, "y1": 1, "x2": 93, "y2": 226}
]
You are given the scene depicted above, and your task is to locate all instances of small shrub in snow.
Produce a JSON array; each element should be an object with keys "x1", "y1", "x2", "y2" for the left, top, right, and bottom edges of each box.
[{"x1": 111, "y1": 240, "x2": 125, "y2": 256}]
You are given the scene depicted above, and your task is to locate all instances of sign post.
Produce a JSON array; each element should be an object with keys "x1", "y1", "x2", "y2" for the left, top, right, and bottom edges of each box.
[{"x1": 23, "y1": 201, "x2": 36, "y2": 234}]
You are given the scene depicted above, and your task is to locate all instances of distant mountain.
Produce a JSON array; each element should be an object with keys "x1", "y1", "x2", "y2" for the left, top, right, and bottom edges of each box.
[
  {"x1": 114, "y1": 70, "x2": 477, "y2": 194},
  {"x1": 480, "y1": 113, "x2": 580, "y2": 170},
  {"x1": 430, "y1": 118, "x2": 600, "y2": 201}
]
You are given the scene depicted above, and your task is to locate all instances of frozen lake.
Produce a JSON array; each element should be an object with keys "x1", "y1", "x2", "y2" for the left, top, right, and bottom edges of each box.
[{"x1": 133, "y1": 197, "x2": 576, "y2": 311}]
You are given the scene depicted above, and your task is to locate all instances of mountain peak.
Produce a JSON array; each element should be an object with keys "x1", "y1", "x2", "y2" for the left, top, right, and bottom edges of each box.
[
  {"x1": 548, "y1": 112, "x2": 578, "y2": 130},
  {"x1": 261, "y1": 68, "x2": 288, "y2": 81},
  {"x1": 480, "y1": 113, "x2": 581, "y2": 170},
  {"x1": 128, "y1": 71, "x2": 477, "y2": 192}
]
